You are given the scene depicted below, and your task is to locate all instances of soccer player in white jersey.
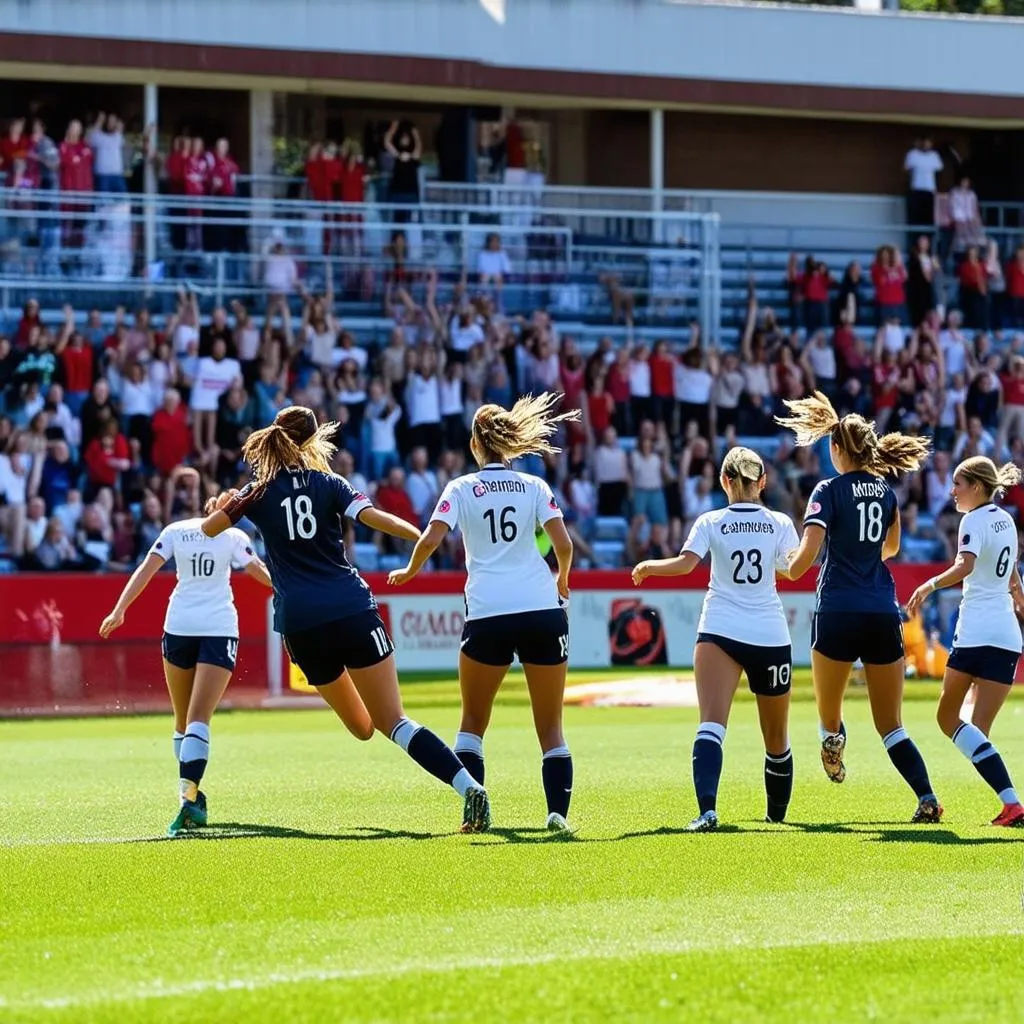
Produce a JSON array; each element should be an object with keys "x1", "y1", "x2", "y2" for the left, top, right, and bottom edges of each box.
[
  {"x1": 906, "y1": 457, "x2": 1024, "y2": 827},
  {"x1": 632, "y1": 447, "x2": 799, "y2": 832},
  {"x1": 389, "y1": 393, "x2": 578, "y2": 832},
  {"x1": 99, "y1": 497, "x2": 273, "y2": 835}
]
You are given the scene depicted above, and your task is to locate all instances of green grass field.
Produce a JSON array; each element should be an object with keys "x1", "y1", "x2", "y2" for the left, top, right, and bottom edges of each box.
[{"x1": 2, "y1": 670, "x2": 1024, "y2": 1023}]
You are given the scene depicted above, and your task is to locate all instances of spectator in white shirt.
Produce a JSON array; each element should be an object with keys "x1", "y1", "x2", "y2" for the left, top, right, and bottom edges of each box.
[
  {"x1": 404, "y1": 346, "x2": 443, "y2": 461},
  {"x1": 629, "y1": 434, "x2": 668, "y2": 526},
  {"x1": 22, "y1": 496, "x2": 48, "y2": 557},
  {"x1": 406, "y1": 446, "x2": 439, "y2": 526},
  {"x1": 189, "y1": 338, "x2": 241, "y2": 471},
  {"x1": 904, "y1": 137, "x2": 942, "y2": 228},
  {"x1": 924, "y1": 450, "x2": 955, "y2": 519},
  {"x1": 88, "y1": 113, "x2": 125, "y2": 193},
  {"x1": 449, "y1": 307, "x2": 485, "y2": 360},
  {"x1": 939, "y1": 311, "x2": 972, "y2": 382},
  {"x1": 477, "y1": 233, "x2": 513, "y2": 287},
  {"x1": 121, "y1": 362, "x2": 157, "y2": 461},
  {"x1": 628, "y1": 345, "x2": 653, "y2": 430},
  {"x1": 594, "y1": 426, "x2": 630, "y2": 517},
  {"x1": 949, "y1": 176, "x2": 985, "y2": 254},
  {"x1": 264, "y1": 241, "x2": 299, "y2": 314},
  {"x1": 365, "y1": 378, "x2": 402, "y2": 481}
]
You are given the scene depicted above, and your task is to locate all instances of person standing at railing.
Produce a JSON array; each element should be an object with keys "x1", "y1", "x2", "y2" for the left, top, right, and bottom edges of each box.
[
  {"x1": 58, "y1": 120, "x2": 93, "y2": 253},
  {"x1": 88, "y1": 113, "x2": 126, "y2": 194},
  {"x1": 339, "y1": 142, "x2": 367, "y2": 260},
  {"x1": 384, "y1": 120, "x2": 422, "y2": 224},
  {"x1": 264, "y1": 240, "x2": 299, "y2": 318},
  {"x1": 904, "y1": 137, "x2": 942, "y2": 230},
  {"x1": 208, "y1": 138, "x2": 240, "y2": 260},
  {"x1": 183, "y1": 138, "x2": 209, "y2": 252},
  {"x1": 165, "y1": 136, "x2": 189, "y2": 253}
]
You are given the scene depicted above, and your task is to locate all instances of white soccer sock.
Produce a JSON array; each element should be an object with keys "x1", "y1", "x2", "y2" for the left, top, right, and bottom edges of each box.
[
  {"x1": 451, "y1": 768, "x2": 477, "y2": 798},
  {"x1": 173, "y1": 730, "x2": 185, "y2": 761},
  {"x1": 389, "y1": 717, "x2": 421, "y2": 751},
  {"x1": 454, "y1": 731, "x2": 484, "y2": 757}
]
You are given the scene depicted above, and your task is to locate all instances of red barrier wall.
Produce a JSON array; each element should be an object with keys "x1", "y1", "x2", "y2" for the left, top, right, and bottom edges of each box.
[{"x1": 0, "y1": 566, "x2": 938, "y2": 716}]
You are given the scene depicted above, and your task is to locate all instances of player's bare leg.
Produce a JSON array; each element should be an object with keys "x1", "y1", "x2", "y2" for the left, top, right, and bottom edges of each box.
[
  {"x1": 523, "y1": 661, "x2": 572, "y2": 832},
  {"x1": 689, "y1": 642, "x2": 742, "y2": 831},
  {"x1": 318, "y1": 670, "x2": 374, "y2": 741},
  {"x1": 456, "y1": 653, "x2": 508, "y2": 785},
  {"x1": 864, "y1": 659, "x2": 941, "y2": 822},
  {"x1": 810, "y1": 650, "x2": 850, "y2": 783}
]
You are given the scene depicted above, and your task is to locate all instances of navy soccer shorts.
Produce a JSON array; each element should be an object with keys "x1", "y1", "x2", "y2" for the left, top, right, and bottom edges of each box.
[
  {"x1": 947, "y1": 644, "x2": 1020, "y2": 685},
  {"x1": 461, "y1": 608, "x2": 569, "y2": 667},
  {"x1": 283, "y1": 609, "x2": 393, "y2": 687},
  {"x1": 811, "y1": 611, "x2": 904, "y2": 665},
  {"x1": 162, "y1": 633, "x2": 239, "y2": 672},
  {"x1": 696, "y1": 633, "x2": 792, "y2": 696}
]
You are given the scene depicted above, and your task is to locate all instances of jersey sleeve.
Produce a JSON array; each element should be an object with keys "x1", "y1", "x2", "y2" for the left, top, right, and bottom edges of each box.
[
  {"x1": 957, "y1": 513, "x2": 982, "y2": 557},
  {"x1": 682, "y1": 514, "x2": 711, "y2": 560},
  {"x1": 430, "y1": 481, "x2": 460, "y2": 530},
  {"x1": 535, "y1": 478, "x2": 563, "y2": 526},
  {"x1": 228, "y1": 528, "x2": 256, "y2": 569},
  {"x1": 223, "y1": 482, "x2": 259, "y2": 525},
  {"x1": 803, "y1": 480, "x2": 832, "y2": 530},
  {"x1": 776, "y1": 515, "x2": 801, "y2": 571},
  {"x1": 333, "y1": 474, "x2": 373, "y2": 521},
  {"x1": 148, "y1": 526, "x2": 173, "y2": 562}
]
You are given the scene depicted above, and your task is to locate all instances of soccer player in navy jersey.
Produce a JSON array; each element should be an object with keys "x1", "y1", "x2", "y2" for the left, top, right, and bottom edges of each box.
[
  {"x1": 201, "y1": 406, "x2": 491, "y2": 833},
  {"x1": 778, "y1": 392, "x2": 943, "y2": 823}
]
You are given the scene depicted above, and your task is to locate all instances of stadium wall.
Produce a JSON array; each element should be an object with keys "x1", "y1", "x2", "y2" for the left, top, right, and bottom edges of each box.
[{"x1": 0, "y1": 568, "x2": 938, "y2": 717}]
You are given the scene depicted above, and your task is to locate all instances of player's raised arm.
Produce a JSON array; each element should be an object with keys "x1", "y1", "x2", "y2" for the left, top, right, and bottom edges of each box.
[{"x1": 99, "y1": 550, "x2": 166, "y2": 638}]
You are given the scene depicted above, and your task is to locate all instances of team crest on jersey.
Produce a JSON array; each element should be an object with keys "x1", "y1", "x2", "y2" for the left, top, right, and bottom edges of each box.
[
  {"x1": 438, "y1": 500, "x2": 451, "y2": 514},
  {"x1": 962, "y1": 534, "x2": 971, "y2": 546},
  {"x1": 354, "y1": 492, "x2": 367, "y2": 502},
  {"x1": 806, "y1": 501, "x2": 821, "y2": 516},
  {"x1": 549, "y1": 497, "x2": 559, "y2": 510},
  {"x1": 473, "y1": 484, "x2": 487, "y2": 498},
  {"x1": 245, "y1": 546, "x2": 253, "y2": 556}
]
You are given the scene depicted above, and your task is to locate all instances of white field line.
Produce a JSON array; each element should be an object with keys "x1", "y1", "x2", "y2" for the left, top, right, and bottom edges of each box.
[{"x1": 3, "y1": 923, "x2": 1023, "y2": 1013}]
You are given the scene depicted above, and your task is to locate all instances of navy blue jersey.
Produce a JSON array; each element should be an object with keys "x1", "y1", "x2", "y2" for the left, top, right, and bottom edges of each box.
[
  {"x1": 804, "y1": 472, "x2": 899, "y2": 615},
  {"x1": 225, "y1": 470, "x2": 375, "y2": 633}
]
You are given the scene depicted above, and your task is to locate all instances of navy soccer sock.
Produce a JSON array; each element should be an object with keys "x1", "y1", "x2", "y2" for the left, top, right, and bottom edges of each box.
[
  {"x1": 391, "y1": 718, "x2": 477, "y2": 797},
  {"x1": 882, "y1": 727, "x2": 935, "y2": 800},
  {"x1": 692, "y1": 722, "x2": 726, "y2": 814},
  {"x1": 541, "y1": 745, "x2": 573, "y2": 818},
  {"x1": 953, "y1": 722, "x2": 1018, "y2": 804},
  {"x1": 454, "y1": 731, "x2": 485, "y2": 785},
  {"x1": 764, "y1": 748, "x2": 794, "y2": 823}
]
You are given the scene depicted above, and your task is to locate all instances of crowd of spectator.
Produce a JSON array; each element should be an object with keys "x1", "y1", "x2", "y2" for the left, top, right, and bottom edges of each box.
[{"x1": 4, "y1": 217, "x2": 1024, "y2": 580}]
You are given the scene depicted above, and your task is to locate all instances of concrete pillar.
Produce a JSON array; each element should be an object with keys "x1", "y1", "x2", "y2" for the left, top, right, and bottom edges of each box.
[
  {"x1": 650, "y1": 107, "x2": 664, "y2": 241},
  {"x1": 249, "y1": 89, "x2": 275, "y2": 195},
  {"x1": 143, "y1": 82, "x2": 159, "y2": 275}
]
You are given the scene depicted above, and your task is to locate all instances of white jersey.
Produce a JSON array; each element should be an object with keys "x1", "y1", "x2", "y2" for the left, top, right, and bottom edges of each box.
[
  {"x1": 954, "y1": 503, "x2": 1022, "y2": 652},
  {"x1": 430, "y1": 464, "x2": 562, "y2": 620},
  {"x1": 149, "y1": 519, "x2": 256, "y2": 637},
  {"x1": 683, "y1": 503, "x2": 800, "y2": 647}
]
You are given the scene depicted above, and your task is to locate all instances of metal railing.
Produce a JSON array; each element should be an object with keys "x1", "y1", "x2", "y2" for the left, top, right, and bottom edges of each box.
[{"x1": 0, "y1": 187, "x2": 722, "y2": 341}]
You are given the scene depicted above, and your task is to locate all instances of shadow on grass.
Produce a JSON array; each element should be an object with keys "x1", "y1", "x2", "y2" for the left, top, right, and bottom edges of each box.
[{"x1": 132, "y1": 821, "x2": 438, "y2": 844}]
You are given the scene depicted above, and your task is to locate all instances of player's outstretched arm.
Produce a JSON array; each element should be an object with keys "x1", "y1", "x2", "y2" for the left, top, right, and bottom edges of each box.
[
  {"x1": 388, "y1": 521, "x2": 447, "y2": 587},
  {"x1": 98, "y1": 552, "x2": 166, "y2": 638},
  {"x1": 632, "y1": 550, "x2": 701, "y2": 586},
  {"x1": 786, "y1": 523, "x2": 825, "y2": 581},
  {"x1": 906, "y1": 552, "x2": 976, "y2": 617},
  {"x1": 359, "y1": 506, "x2": 422, "y2": 544}
]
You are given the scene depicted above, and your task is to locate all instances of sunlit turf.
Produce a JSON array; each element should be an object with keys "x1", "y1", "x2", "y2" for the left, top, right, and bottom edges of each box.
[{"x1": 2, "y1": 671, "x2": 1024, "y2": 1023}]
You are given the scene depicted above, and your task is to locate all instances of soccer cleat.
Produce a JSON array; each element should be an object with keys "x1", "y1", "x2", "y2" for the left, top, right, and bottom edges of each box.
[
  {"x1": 167, "y1": 798, "x2": 206, "y2": 837},
  {"x1": 460, "y1": 785, "x2": 491, "y2": 834},
  {"x1": 820, "y1": 733, "x2": 847, "y2": 784},
  {"x1": 911, "y1": 796, "x2": 943, "y2": 824},
  {"x1": 546, "y1": 812, "x2": 572, "y2": 834},
  {"x1": 992, "y1": 802, "x2": 1024, "y2": 827},
  {"x1": 765, "y1": 808, "x2": 787, "y2": 824},
  {"x1": 686, "y1": 809, "x2": 719, "y2": 833}
]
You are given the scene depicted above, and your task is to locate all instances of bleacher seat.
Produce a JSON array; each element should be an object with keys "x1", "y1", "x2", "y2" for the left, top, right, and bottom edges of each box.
[
  {"x1": 352, "y1": 543, "x2": 379, "y2": 572},
  {"x1": 592, "y1": 540, "x2": 626, "y2": 568},
  {"x1": 594, "y1": 517, "x2": 628, "y2": 541}
]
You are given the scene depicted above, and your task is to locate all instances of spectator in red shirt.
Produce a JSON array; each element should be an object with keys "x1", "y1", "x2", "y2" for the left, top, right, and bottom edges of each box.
[
  {"x1": 151, "y1": 388, "x2": 192, "y2": 476},
  {"x1": 208, "y1": 137, "x2": 239, "y2": 253},
  {"x1": 606, "y1": 348, "x2": 631, "y2": 435},
  {"x1": 14, "y1": 299, "x2": 40, "y2": 350},
  {"x1": 84, "y1": 420, "x2": 131, "y2": 496},
  {"x1": 1006, "y1": 246, "x2": 1024, "y2": 328},
  {"x1": 872, "y1": 349, "x2": 901, "y2": 432},
  {"x1": 585, "y1": 364, "x2": 615, "y2": 442},
  {"x1": 339, "y1": 142, "x2": 367, "y2": 257},
  {"x1": 997, "y1": 355, "x2": 1024, "y2": 459},
  {"x1": 788, "y1": 254, "x2": 832, "y2": 334},
  {"x1": 165, "y1": 136, "x2": 189, "y2": 252},
  {"x1": 958, "y1": 245, "x2": 989, "y2": 330},
  {"x1": 58, "y1": 119, "x2": 93, "y2": 250},
  {"x1": 374, "y1": 466, "x2": 418, "y2": 555},
  {"x1": 649, "y1": 339, "x2": 676, "y2": 430},
  {"x1": 55, "y1": 305, "x2": 94, "y2": 414},
  {"x1": 183, "y1": 137, "x2": 209, "y2": 251},
  {"x1": 871, "y1": 245, "x2": 907, "y2": 325},
  {"x1": 0, "y1": 117, "x2": 28, "y2": 186}
]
